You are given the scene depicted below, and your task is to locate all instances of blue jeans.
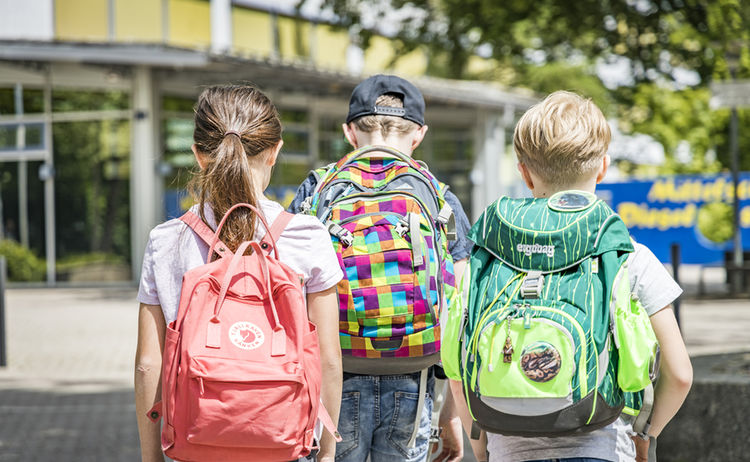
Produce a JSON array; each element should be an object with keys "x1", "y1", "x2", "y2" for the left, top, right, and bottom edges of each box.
[{"x1": 335, "y1": 370, "x2": 435, "y2": 462}]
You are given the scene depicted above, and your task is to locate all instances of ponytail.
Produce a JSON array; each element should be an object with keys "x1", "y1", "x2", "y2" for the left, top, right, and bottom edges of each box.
[{"x1": 189, "y1": 85, "x2": 282, "y2": 253}]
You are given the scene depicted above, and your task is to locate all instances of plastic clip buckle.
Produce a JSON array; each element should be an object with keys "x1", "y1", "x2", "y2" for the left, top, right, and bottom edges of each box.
[{"x1": 520, "y1": 271, "x2": 544, "y2": 298}]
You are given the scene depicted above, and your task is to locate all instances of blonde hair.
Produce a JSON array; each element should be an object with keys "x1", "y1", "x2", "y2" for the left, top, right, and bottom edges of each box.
[
  {"x1": 513, "y1": 91, "x2": 611, "y2": 187},
  {"x1": 351, "y1": 93, "x2": 419, "y2": 138}
]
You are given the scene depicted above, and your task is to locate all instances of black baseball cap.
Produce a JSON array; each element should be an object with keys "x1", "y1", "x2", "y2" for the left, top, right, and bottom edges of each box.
[{"x1": 345, "y1": 74, "x2": 425, "y2": 126}]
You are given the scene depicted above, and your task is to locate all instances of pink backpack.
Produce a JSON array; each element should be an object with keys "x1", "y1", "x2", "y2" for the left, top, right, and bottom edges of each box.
[{"x1": 147, "y1": 203, "x2": 340, "y2": 461}]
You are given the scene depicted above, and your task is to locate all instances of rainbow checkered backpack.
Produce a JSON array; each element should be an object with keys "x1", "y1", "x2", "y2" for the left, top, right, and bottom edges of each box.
[{"x1": 302, "y1": 145, "x2": 457, "y2": 375}]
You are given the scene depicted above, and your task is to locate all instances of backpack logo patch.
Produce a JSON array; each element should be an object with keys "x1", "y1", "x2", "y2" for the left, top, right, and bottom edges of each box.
[
  {"x1": 520, "y1": 342, "x2": 561, "y2": 383},
  {"x1": 229, "y1": 321, "x2": 265, "y2": 350},
  {"x1": 516, "y1": 243, "x2": 555, "y2": 257}
]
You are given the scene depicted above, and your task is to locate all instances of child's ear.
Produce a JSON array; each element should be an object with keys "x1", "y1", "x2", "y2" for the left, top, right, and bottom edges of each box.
[
  {"x1": 267, "y1": 139, "x2": 283, "y2": 166},
  {"x1": 192, "y1": 144, "x2": 207, "y2": 170},
  {"x1": 596, "y1": 155, "x2": 611, "y2": 184},
  {"x1": 518, "y1": 162, "x2": 535, "y2": 190},
  {"x1": 342, "y1": 123, "x2": 359, "y2": 149},
  {"x1": 410, "y1": 125, "x2": 428, "y2": 150}
]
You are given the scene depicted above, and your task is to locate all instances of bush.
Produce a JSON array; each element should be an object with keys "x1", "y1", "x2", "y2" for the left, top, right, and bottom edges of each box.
[
  {"x1": 0, "y1": 239, "x2": 46, "y2": 282},
  {"x1": 697, "y1": 202, "x2": 734, "y2": 244}
]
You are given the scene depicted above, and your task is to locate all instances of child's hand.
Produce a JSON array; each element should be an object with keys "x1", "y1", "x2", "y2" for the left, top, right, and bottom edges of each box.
[
  {"x1": 431, "y1": 413, "x2": 463, "y2": 462},
  {"x1": 631, "y1": 435, "x2": 650, "y2": 462}
]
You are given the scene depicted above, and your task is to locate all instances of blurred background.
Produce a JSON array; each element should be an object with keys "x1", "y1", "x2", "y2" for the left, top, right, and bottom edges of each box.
[{"x1": 0, "y1": 0, "x2": 748, "y2": 292}]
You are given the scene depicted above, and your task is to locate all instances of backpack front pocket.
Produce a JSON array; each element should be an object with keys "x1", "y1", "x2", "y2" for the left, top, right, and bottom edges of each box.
[
  {"x1": 475, "y1": 310, "x2": 577, "y2": 399},
  {"x1": 340, "y1": 214, "x2": 429, "y2": 337},
  {"x1": 185, "y1": 356, "x2": 306, "y2": 448}
]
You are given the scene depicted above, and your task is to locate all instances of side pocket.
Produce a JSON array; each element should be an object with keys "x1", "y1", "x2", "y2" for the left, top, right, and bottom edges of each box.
[
  {"x1": 161, "y1": 324, "x2": 180, "y2": 450},
  {"x1": 441, "y1": 263, "x2": 470, "y2": 381},
  {"x1": 616, "y1": 296, "x2": 658, "y2": 392}
]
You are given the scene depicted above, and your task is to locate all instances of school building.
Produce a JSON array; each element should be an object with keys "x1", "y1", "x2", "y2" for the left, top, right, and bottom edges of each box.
[{"x1": 0, "y1": 0, "x2": 537, "y2": 285}]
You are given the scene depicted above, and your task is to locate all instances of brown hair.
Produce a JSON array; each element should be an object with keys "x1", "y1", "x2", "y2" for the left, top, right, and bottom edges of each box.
[
  {"x1": 351, "y1": 93, "x2": 419, "y2": 138},
  {"x1": 188, "y1": 85, "x2": 282, "y2": 252},
  {"x1": 514, "y1": 91, "x2": 611, "y2": 188}
]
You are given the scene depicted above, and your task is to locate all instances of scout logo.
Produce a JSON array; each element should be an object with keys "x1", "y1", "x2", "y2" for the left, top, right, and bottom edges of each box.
[{"x1": 229, "y1": 321, "x2": 264, "y2": 350}]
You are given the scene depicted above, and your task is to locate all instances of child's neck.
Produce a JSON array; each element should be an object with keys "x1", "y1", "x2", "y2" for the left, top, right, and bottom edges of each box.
[
  {"x1": 530, "y1": 178, "x2": 598, "y2": 199},
  {"x1": 355, "y1": 134, "x2": 414, "y2": 157}
]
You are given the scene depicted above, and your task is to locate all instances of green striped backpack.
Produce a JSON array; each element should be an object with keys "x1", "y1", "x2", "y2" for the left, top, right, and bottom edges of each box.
[{"x1": 442, "y1": 191, "x2": 659, "y2": 437}]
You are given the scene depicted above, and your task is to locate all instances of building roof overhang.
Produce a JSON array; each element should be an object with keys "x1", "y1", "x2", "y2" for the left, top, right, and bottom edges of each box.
[{"x1": 0, "y1": 40, "x2": 537, "y2": 110}]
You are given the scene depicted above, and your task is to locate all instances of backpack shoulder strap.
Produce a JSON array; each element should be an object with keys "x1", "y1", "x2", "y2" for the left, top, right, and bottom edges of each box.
[
  {"x1": 179, "y1": 211, "x2": 230, "y2": 259},
  {"x1": 261, "y1": 211, "x2": 295, "y2": 254}
]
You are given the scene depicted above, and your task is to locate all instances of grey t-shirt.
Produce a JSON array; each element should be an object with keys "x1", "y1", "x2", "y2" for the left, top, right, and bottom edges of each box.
[{"x1": 487, "y1": 242, "x2": 682, "y2": 462}]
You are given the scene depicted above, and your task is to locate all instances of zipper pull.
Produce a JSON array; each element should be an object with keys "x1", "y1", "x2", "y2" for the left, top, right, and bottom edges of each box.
[
  {"x1": 198, "y1": 377, "x2": 205, "y2": 396},
  {"x1": 524, "y1": 305, "x2": 532, "y2": 329},
  {"x1": 503, "y1": 316, "x2": 514, "y2": 363}
]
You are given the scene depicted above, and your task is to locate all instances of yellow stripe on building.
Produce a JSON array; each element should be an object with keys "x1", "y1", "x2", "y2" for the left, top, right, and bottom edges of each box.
[
  {"x1": 55, "y1": 0, "x2": 109, "y2": 41},
  {"x1": 115, "y1": 0, "x2": 163, "y2": 42},
  {"x1": 168, "y1": 0, "x2": 210, "y2": 49},
  {"x1": 364, "y1": 36, "x2": 427, "y2": 76},
  {"x1": 232, "y1": 7, "x2": 273, "y2": 58},
  {"x1": 314, "y1": 24, "x2": 349, "y2": 71},
  {"x1": 277, "y1": 16, "x2": 311, "y2": 60}
]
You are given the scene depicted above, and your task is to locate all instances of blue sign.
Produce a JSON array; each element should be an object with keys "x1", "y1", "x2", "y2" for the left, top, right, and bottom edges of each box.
[{"x1": 597, "y1": 174, "x2": 750, "y2": 264}]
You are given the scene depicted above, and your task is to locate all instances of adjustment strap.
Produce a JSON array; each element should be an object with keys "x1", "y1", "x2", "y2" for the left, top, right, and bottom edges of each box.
[
  {"x1": 261, "y1": 211, "x2": 294, "y2": 255},
  {"x1": 407, "y1": 368, "x2": 429, "y2": 448},
  {"x1": 318, "y1": 402, "x2": 343, "y2": 442},
  {"x1": 180, "y1": 211, "x2": 230, "y2": 261},
  {"x1": 437, "y1": 203, "x2": 456, "y2": 241},
  {"x1": 633, "y1": 382, "x2": 655, "y2": 436},
  {"x1": 409, "y1": 213, "x2": 424, "y2": 267}
]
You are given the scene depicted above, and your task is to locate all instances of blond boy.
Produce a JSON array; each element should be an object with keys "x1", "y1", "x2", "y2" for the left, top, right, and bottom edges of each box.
[{"x1": 450, "y1": 91, "x2": 693, "y2": 462}]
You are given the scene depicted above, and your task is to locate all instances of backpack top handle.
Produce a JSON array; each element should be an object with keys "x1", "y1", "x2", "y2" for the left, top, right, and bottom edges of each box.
[{"x1": 209, "y1": 202, "x2": 278, "y2": 260}]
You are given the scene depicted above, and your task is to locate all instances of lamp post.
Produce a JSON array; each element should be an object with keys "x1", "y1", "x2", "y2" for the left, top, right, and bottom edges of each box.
[{"x1": 726, "y1": 48, "x2": 744, "y2": 293}]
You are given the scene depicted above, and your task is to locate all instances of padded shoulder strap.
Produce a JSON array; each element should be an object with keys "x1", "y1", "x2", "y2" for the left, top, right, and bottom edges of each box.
[
  {"x1": 261, "y1": 211, "x2": 294, "y2": 253},
  {"x1": 179, "y1": 211, "x2": 230, "y2": 259}
]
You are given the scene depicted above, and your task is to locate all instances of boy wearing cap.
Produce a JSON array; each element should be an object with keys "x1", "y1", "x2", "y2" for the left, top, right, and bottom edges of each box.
[{"x1": 289, "y1": 74, "x2": 472, "y2": 462}]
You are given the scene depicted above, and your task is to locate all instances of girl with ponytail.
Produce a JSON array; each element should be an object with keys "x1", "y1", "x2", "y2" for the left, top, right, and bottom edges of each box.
[{"x1": 134, "y1": 85, "x2": 343, "y2": 461}]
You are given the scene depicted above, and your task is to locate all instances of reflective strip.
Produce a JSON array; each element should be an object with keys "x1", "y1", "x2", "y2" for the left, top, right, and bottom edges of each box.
[
  {"x1": 407, "y1": 368, "x2": 429, "y2": 448},
  {"x1": 409, "y1": 213, "x2": 424, "y2": 267}
]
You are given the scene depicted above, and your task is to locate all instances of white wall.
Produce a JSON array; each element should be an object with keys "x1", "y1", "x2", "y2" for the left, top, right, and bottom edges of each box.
[{"x1": 0, "y1": 0, "x2": 54, "y2": 41}]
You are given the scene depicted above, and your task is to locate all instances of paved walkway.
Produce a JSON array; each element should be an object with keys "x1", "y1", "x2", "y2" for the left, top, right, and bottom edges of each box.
[{"x1": 0, "y1": 287, "x2": 748, "y2": 460}]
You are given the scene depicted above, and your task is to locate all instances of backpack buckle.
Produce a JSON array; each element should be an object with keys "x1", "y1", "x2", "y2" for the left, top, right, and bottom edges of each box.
[
  {"x1": 326, "y1": 221, "x2": 353, "y2": 247},
  {"x1": 300, "y1": 196, "x2": 313, "y2": 214},
  {"x1": 520, "y1": 271, "x2": 545, "y2": 298}
]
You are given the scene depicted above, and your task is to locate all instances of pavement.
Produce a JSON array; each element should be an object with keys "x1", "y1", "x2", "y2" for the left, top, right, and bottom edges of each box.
[{"x1": 0, "y1": 283, "x2": 748, "y2": 461}]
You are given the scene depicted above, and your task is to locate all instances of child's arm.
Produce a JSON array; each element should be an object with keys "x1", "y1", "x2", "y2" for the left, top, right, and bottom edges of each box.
[
  {"x1": 134, "y1": 303, "x2": 167, "y2": 462},
  {"x1": 632, "y1": 306, "x2": 693, "y2": 461},
  {"x1": 307, "y1": 286, "x2": 343, "y2": 462},
  {"x1": 434, "y1": 387, "x2": 464, "y2": 462},
  {"x1": 449, "y1": 379, "x2": 488, "y2": 461},
  {"x1": 648, "y1": 306, "x2": 693, "y2": 436}
]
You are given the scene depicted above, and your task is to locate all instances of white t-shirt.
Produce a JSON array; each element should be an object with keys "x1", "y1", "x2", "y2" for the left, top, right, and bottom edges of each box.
[
  {"x1": 487, "y1": 242, "x2": 683, "y2": 462},
  {"x1": 137, "y1": 200, "x2": 343, "y2": 324}
]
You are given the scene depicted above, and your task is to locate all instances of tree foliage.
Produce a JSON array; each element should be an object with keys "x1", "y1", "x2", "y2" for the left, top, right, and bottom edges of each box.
[{"x1": 307, "y1": 0, "x2": 750, "y2": 174}]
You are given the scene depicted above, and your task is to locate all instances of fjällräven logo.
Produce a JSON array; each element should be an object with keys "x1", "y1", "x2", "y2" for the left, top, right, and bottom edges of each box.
[
  {"x1": 516, "y1": 243, "x2": 555, "y2": 258},
  {"x1": 229, "y1": 321, "x2": 265, "y2": 350}
]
